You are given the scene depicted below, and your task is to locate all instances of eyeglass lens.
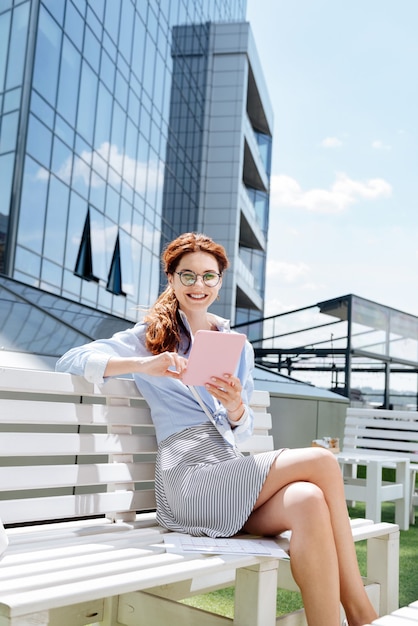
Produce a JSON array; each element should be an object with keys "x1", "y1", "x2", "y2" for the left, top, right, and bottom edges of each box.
[{"x1": 177, "y1": 271, "x2": 220, "y2": 286}]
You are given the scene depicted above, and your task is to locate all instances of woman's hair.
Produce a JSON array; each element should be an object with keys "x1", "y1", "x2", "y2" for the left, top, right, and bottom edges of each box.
[{"x1": 144, "y1": 232, "x2": 229, "y2": 354}]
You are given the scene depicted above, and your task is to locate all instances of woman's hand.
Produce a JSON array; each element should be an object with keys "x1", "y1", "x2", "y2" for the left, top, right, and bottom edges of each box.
[{"x1": 205, "y1": 374, "x2": 244, "y2": 420}]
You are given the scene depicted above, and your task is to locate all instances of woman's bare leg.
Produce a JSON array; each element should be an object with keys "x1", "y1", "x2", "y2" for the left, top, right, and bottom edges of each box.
[{"x1": 243, "y1": 447, "x2": 378, "y2": 626}]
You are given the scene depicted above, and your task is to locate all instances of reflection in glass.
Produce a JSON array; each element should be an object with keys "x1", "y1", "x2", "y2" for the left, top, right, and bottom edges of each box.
[
  {"x1": 6, "y1": 2, "x2": 29, "y2": 90},
  {"x1": 65, "y1": 191, "x2": 87, "y2": 268},
  {"x1": 17, "y1": 156, "x2": 48, "y2": 254},
  {"x1": 14, "y1": 245, "x2": 41, "y2": 278},
  {"x1": 41, "y1": 257, "x2": 62, "y2": 289},
  {"x1": 44, "y1": 176, "x2": 70, "y2": 265},
  {"x1": 77, "y1": 60, "x2": 97, "y2": 144},
  {"x1": 32, "y1": 6, "x2": 61, "y2": 104},
  {"x1": 3, "y1": 87, "x2": 21, "y2": 113},
  {"x1": 57, "y1": 36, "x2": 81, "y2": 126},
  {"x1": 26, "y1": 113, "x2": 53, "y2": 168},
  {"x1": 94, "y1": 82, "x2": 112, "y2": 149},
  {"x1": 0, "y1": 110, "x2": 19, "y2": 153},
  {"x1": 30, "y1": 91, "x2": 54, "y2": 129},
  {"x1": 64, "y1": 1, "x2": 83, "y2": 51}
]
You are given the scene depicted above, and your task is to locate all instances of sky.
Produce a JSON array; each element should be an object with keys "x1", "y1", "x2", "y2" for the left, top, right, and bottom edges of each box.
[{"x1": 246, "y1": 0, "x2": 418, "y2": 319}]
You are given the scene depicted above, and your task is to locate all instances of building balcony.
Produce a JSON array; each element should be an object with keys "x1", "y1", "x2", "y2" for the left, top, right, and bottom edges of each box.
[
  {"x1": 243, "y1": 114, "x2": 269, "y2": 192},
  {"x1": 235, "y1": 255, "x2": 263, "y2": 311}
]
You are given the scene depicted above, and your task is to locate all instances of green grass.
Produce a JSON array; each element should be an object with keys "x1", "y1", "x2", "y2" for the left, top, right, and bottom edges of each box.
[{"x1": 182, "y1": 502, "x2": 417, "y2": 618}]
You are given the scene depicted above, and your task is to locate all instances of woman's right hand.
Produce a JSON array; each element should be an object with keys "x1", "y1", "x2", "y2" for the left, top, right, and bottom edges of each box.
[{"x1": 136, "y1": 352, "x2": 188, "y2": 378}]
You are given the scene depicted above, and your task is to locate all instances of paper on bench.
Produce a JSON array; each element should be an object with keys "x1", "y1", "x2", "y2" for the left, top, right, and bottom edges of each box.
[{"x1": 163, "y1": 533, "x2": 289, "y2": 558}]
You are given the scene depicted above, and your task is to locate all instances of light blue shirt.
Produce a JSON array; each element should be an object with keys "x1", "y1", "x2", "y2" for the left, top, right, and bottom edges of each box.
[{"x1": 55, "y1": 312, "x2": 254, "y2": 446}]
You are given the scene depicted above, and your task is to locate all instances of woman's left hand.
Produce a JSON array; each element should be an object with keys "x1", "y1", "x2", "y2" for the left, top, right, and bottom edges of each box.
[{"x1": 205, "y1": 374, "x2": 243, "y2": 414}]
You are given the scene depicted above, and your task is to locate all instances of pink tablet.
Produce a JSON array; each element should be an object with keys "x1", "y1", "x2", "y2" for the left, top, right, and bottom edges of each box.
[{"x1": 182, "y1": 330, "x2": 247, "y2": 386}]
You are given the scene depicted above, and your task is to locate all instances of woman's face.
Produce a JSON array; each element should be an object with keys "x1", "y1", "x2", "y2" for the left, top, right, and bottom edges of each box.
[{"x1": 168, "y1": 251, "x2": 222, "y2": 316}]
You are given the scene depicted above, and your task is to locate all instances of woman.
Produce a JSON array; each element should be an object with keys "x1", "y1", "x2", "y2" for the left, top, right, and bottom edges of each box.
[{"x1": 56, "y1": 232, "x2": 377, "y2": 626}]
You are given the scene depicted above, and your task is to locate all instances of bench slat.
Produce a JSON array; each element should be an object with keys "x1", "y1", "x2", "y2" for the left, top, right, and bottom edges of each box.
[
  {"x1": 0, "y1": 399, "x2": 153, "y2": 426},
  {"x1": 0, "y1": 491, "x2": 157, "y2": 524},
  {"x1": 0, "y1": 463, "x2": 156, "y2": 491},
  {"x1": 0, "y1": 433, "x2": 158, "y2": 456}
]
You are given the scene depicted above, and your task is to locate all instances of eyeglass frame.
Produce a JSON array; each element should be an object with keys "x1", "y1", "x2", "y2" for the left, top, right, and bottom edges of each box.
[{"x1": 174, "y1": 270, "x2": 222, "y2": 287}]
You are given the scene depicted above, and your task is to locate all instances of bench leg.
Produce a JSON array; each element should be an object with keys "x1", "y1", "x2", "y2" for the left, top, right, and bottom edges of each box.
[
  {"x1": 410, "y1": 468, "x2": 417, "y2": 526},
  {"x1": 366, "y1": 528, "x2": 400, "y2": 615},
  {"x1": 234, "y1": 560, "x2": 279, "y2": 626},
  {"x1": 365, "y1": 462, "x2": 382, "y2": 524},
  {"x1": 394, "y1": 461, "x2": 410, "y2": 531}
]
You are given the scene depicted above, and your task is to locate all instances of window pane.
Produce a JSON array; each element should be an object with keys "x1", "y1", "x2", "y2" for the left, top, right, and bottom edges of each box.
[
  {"x1": 77, "y1": 60, "x2": 97, "y2": 143},
  {"x1": 94, "y1": 81, "x2": 112, "y2": 148},
  {"x1": 64, "y1": 1, "x2": 83, "y2": 51},
  {"x1": 41, "y1": 257, "x2": 62, "y2": 288},
  {"x1": 30, "y1": 91, "x2": 54, "y2": 129},
  {"x1": 4, "y1": 87, "x2": 21, "y2": 113},
  {"x1": 0, "y1": 11, "x2": 11, "y2": 91},
  {"x1": 57, "y1": 36, "x2": 81, "y2": 126},
  {"x1": 14, "y1": 245, "x2": 41, "y2": 278},
  {"x1": 0, "y1": 152, "x2": 14, "y2": 217},
  {"x1": 33, "y1": 6, "x2": 61, "y2": 105},
  {"x1": 110, "y1": 100, "x2": 125, "y2": 155},
  {"x1": 6, "y1": 2, "x2": 29, "y2": 90},
  {"x1": 33, "y1": 6, "x2": 61, "y2": 104},
  {"x1": 118, "y1": 0, "x2": 133, "y2": 62},
  {"x1": 104, "y1": 0, "x2": 120, "y2": 45},
  {"x1": 84, "y1": 25, "x2": 100, "y2": 72},
  {"x1": 52, "y1": 135, "x2": 72, "y2": 182},
  {"x1": 65, "y1": 191, "x2": 87, "y2": 268},
  {"x1": 44, "y1": 176, "x2": 70, "y2": 264},
  {"x1": 0, "y1": 110, "x2": 19, "y2": 153},
  {"x1": 18, "y1": 156, "x2": 48, "y2": 254},
  {"x1": 26, "y1": 113, "x2": 52, "y2": 168},
  {"x1": 100, "y1": 48, "x2": 115, "y2": 91},
  {"x1": 131, "y1": 13, "x2": 145, "y2": 82},
  {"x1": 41, "y1": 0, "x2": 64, "y2": 26}
]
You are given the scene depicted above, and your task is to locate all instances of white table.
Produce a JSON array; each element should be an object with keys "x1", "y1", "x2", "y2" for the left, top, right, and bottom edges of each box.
[{"x1": 337, "y1": 451, "x2": 410, "y2": 530}]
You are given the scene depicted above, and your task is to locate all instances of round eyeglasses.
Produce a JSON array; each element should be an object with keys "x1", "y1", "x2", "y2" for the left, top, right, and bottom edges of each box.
[{"x1": 175, "y1": 271, "x2": 221, "y2": 287}]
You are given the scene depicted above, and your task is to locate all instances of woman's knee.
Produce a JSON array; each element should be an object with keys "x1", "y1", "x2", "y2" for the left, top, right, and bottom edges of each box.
[
  {"x1": 309, "y1": 447, "x2": 341, "y2": 480},
  {"x1": 284, "y1": 481, "x2": 328, "y2": 519}
]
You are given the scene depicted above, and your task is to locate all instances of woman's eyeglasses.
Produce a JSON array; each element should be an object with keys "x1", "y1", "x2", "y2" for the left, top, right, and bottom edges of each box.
[{"x1": 175, "y1": 271, "x2": 221, "y2": 287}]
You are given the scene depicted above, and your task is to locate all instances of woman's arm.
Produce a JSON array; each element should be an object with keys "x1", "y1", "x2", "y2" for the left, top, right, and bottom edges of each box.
[
  {"x1": 104, "y1": 353, "x2": 187, "y2": 379},
  {"x1": 56, "y1": 325, "x2": 186, "y2": 383}
]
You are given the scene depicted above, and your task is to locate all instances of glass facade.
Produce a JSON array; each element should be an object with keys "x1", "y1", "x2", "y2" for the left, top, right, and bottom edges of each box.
[{"x1": 0, "y1": 0, "x2": 247, "y2": 328}]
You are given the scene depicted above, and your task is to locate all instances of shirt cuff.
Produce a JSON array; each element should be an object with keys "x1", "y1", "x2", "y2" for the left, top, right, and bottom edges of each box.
[
  {"x1": 84, "y1": 353, "x2": 112, "y2": 384},
  {"x1": 227, "y1": 404, "x2": 249, "y2": 427}
]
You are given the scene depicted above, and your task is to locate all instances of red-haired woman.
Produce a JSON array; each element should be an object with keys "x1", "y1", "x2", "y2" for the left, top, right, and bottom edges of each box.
[{"x1": 57, "y1": 232, "x2": 377, "y2": 626}]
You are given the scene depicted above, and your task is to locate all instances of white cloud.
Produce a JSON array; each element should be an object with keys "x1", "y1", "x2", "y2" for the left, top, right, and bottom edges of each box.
[
  {"x1": 321, "y1": 137, "x2": 343, "y2": 148},
  {"x1": 270, "y1": 172, "x2": 392, "y2": 214},
  {"x1": 372, "y1": 140, "x2": 391, "y2": 151},
  {"x1": 37, "y1": 142, "x2": 163, "y2": 195},
  {"x1": 267, "y1": 259, "x2": 310, "y2": 283}
]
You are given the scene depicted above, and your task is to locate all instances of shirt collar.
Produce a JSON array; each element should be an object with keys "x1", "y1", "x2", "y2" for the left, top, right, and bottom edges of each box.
[{"x1": 178, "y1": 309, "x2": 231, "y2": 334}]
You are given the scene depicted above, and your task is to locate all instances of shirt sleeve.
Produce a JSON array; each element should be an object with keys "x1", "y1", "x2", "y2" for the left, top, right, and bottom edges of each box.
[
  {"x1": 55, "y1": 325, "x2": 148, "y2": 384},
  {"x1": 230, "y1": 339, "x2": 255, "y2": 443}
]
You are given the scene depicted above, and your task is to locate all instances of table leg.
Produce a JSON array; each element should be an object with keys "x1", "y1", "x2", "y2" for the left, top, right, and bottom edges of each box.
[{"x1": 365, "y1": 461, "x2": 382, "y2": 524}]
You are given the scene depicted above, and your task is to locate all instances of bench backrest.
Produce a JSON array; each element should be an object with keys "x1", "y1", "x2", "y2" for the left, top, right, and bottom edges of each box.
[
  {"x1": 0, "y1": 367, "x2": 273, "y2": 526},
  {"x1": 343, "y1": 407, "x2": 418, "y2": 465}
]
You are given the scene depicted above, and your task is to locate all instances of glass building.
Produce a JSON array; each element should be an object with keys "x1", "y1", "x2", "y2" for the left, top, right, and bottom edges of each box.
[{"x1": 0, "y1": 0, "x2": 273, "y2": 367}]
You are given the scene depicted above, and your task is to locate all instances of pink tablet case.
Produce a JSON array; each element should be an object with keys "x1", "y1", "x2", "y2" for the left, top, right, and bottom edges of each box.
[{"x1": 182, "y1": 330, "x2": 246, "y2": 386}]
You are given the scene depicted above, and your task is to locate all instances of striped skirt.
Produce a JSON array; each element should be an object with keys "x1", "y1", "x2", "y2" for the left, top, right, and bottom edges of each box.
[{"x1": 155, "y1": 422, "x2": 282, "y2": 538}]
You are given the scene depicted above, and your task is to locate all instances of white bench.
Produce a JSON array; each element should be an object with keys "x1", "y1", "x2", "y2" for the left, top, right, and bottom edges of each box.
[
  {"x1": 0, "y1": 367, "x2": 400, "y2": 626},
  {"x1": 340, "y1": 407, "x2": 418, "y2": 526},
  {"x1": 365, "y1": 600, "x2": 418, "y2": 625}
]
